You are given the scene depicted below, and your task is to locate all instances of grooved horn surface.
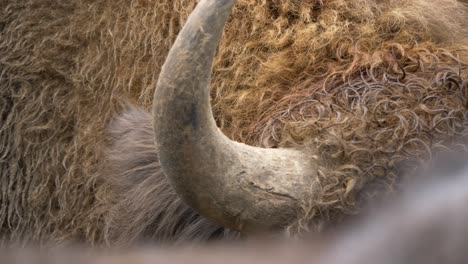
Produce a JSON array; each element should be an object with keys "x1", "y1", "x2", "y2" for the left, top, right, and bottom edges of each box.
[{"x1": 153, "y1": 0, "x2": 318, "y2": 233}]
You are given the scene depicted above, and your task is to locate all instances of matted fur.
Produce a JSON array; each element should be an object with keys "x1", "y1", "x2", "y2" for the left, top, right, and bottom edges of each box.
[{"x1": 0, "y1": 0, "x2": 467, "y2": 245}]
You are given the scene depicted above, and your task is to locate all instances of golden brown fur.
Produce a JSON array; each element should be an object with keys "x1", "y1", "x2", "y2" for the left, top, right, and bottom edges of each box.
[{"x1": 0, "y1": 0, "x2": 467, "y2": 244}]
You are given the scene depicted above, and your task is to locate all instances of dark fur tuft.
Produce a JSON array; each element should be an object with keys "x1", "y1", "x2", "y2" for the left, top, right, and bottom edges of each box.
[{"x1": 101, "y1": 107, "x2": 238, "y2": 245}]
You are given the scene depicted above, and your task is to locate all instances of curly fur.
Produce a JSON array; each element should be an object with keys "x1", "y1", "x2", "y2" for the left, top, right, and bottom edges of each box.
[{"x1": 0, "y1": 0, "x2": 467, "y2": 245}]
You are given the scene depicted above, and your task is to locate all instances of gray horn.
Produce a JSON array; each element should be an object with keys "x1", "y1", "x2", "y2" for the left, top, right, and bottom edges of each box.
[{"x1": 153, "y1": 0, "x2": 317, "y2": 233}]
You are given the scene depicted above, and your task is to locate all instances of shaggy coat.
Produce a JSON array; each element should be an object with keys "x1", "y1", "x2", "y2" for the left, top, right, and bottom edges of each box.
[
  {"x1": 0, "y1": 0, "x2": 467, "y2": 245},
  {"x1": 4, "y1": 157, "x2": 468, "y2": 263}
]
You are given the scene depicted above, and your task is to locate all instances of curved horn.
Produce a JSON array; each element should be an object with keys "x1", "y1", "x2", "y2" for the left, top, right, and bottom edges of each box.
[{"x1": 153, "y1": 0, "x2": 317, "y2": 233}]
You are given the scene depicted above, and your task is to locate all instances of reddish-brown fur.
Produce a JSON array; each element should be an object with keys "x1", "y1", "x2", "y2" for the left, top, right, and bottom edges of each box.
[{"x1": 0, "y1": 0, "x2": 467, "y2": 245}]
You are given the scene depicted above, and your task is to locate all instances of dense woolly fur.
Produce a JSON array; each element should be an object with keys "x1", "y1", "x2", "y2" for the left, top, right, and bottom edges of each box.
[
  {"x1": 102, "y1": 108, "x2": 238, "y2": 244},
  {"x1": 0, "y1": 0, "x2": 467, "y2": 245}
]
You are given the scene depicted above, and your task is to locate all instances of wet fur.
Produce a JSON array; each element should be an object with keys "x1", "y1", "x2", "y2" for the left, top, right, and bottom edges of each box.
[{"x1": 0, "y1": 0, "x2": 467, "y2": 244}]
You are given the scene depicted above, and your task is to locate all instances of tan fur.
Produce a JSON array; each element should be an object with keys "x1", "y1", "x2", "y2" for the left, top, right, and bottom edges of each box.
[{"x1": 0, "y1": 0, "x2": 467, "y2": 244}]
